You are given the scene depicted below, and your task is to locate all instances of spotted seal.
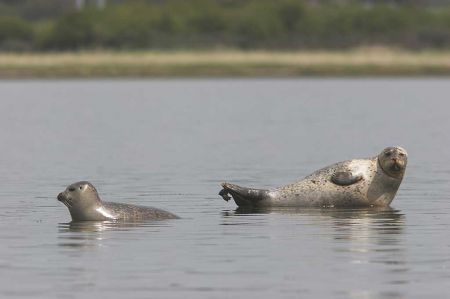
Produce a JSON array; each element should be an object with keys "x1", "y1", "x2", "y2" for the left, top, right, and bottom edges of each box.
[
  {"x1": 57, "y1": 181, "x2": 179, "y2": 221},
  {"x1": 219, "y1": 146, "x2": 408, "y2": 207}
]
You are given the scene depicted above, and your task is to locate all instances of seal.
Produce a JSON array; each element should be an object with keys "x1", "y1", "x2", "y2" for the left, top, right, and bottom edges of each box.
[
  {"x1": 57, "y1": 181, "x2": 179, "y2": 221},
  {"x1": 219, "y1": 146, "x2": 407, "y2": 208}
]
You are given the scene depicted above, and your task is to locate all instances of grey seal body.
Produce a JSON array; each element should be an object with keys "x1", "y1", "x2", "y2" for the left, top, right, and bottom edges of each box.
[
  {"x1": 220, "y1": 147, "x2": 407, "y2": 208},
  {"x1": 58, "y1": 181, "x2": 179, "y2": 221}
]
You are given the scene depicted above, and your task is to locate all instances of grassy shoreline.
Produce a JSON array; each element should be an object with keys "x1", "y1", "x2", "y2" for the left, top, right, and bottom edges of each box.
[{"x1": 0, "y1": 49, "x2": 449, "y2": 78}]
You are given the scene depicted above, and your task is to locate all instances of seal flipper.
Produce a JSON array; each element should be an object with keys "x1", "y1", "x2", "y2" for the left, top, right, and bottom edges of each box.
[
  {"x1": 331, "y1": 172, "x2": 363, "y2": 186},
  {"x1": 219, "y1": 182, "x2": 269, "y2": 206}
]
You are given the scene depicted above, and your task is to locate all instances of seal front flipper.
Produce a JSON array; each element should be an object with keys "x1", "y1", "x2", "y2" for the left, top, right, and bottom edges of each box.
[
  {"x1": 219, "y1": 182, "x2": 270, "y2": 206},
  {"x1": 331, "y1": 172, "x2": 363, "y2": 186}
]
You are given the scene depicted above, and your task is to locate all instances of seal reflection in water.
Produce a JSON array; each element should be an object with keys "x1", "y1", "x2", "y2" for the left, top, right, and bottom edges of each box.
[
  {"x1": 57, "y1": 181, "x2": 179, "y2": 221},
  {"x1": 219, "y1": 146, "x2": 408, "y2": 208}
]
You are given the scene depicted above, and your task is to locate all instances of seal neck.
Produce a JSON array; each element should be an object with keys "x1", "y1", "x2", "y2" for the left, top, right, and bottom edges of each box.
[{"x1": 69, "y1": 195, "x2": 105, "y2": 221}]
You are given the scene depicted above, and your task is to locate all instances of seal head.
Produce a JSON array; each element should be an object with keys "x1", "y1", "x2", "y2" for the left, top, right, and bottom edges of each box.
[
  {"x1": 377, "y1": 146, "x2": 408, "y2": 179},
  {"x1": 58, "y1": 181, "x2": 105, "y2": 221}
]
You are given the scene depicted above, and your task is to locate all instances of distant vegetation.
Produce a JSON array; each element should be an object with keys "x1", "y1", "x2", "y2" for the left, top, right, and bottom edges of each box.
[{"x1": 0, "y1": 0, "x2": 449, "y2": 51}]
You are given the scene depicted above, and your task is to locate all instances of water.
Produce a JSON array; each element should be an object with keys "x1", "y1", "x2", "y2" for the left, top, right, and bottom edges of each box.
[{"x1": 0, "y1": 79, "x2": 449, "y2": 299}]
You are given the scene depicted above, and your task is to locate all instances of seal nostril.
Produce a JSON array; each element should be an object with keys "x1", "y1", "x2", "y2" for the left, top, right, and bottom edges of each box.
[{"x1": 57, "y1": 193, "x2": 64, "y2": 201}]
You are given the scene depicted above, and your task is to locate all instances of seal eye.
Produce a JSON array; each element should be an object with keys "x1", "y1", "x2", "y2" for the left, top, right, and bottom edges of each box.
[
  {"x1": 399, "y1": 153, "x2": 405, "y2": 157},
  {"x1": 385, "y1": 152, "x2": 392, "y2": 157},
  {"x1": 68, "y1": 187, "x2": 75, "y2": 192},
  {"x1": 79, "y1": 186, "x2": 83, "y2": 190}
]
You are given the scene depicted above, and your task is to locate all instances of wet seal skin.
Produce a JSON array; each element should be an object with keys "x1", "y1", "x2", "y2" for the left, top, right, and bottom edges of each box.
[
  {"x1": 219, "y1": 146, "x2": 408, "y2": 208},
  {"x1": 57, "y1": 181, "x2": 179, "y2": 221}
]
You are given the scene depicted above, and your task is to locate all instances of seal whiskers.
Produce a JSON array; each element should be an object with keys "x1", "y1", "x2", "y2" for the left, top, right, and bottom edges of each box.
[
  {"x1": 58, "y1": 194, "x2": 73, "y2": 208},
  {"x1": 61, "y1": 200, "x2": 72, "y2": 208}
]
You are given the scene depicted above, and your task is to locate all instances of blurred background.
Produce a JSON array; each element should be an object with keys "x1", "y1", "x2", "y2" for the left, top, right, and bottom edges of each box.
[
  {"x1": 0, "y1": 0, "x2": 448, "y2": 77},
  {"x1": 0, "y1": 0, "x2": 448, "y2": 52}
]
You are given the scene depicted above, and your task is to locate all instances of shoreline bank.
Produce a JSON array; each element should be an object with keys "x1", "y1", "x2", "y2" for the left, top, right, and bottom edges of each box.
[{"x1": 0, "y1": 49, "x2": 449, "y2": 78}]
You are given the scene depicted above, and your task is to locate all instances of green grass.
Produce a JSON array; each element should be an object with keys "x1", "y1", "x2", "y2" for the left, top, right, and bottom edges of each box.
[{"x1": 0, "y1": 48, "x2": 449, "y2": 78}]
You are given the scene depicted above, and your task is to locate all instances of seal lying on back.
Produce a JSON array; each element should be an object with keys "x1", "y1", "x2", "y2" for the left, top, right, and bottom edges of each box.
[
  {"x1": 58, "y1": 181, "x2": 179, "y2": 221},
  {"x1": 219, "y1": 146, "x2": 408, "y2": 208}
]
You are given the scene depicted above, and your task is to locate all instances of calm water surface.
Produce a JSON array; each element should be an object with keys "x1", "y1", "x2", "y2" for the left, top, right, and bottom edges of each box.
[{"x1": 0, "y1": 79, "x2": 449, "y2": 299}]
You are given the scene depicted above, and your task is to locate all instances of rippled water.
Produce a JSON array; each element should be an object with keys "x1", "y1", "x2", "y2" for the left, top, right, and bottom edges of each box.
[{"x1": 0, "y1": 79, "x2": 449, "y2": 299}]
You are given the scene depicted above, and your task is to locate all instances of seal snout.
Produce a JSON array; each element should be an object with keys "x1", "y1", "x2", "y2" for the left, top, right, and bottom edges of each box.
[
  {"x1": 390, "y1": 157, "x2": 405, "y2": 171},
  {"x1": 57, "y1": 192, "x2": 65, "y2": 202},
  {"x1": 391, "y1": 162, "x2": 401, "y2": 171}
]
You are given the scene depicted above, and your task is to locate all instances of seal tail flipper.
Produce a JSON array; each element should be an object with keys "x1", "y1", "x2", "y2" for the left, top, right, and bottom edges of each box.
[{"x1": 219, "y1": 182, "x2": 269, "y2": 206}]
